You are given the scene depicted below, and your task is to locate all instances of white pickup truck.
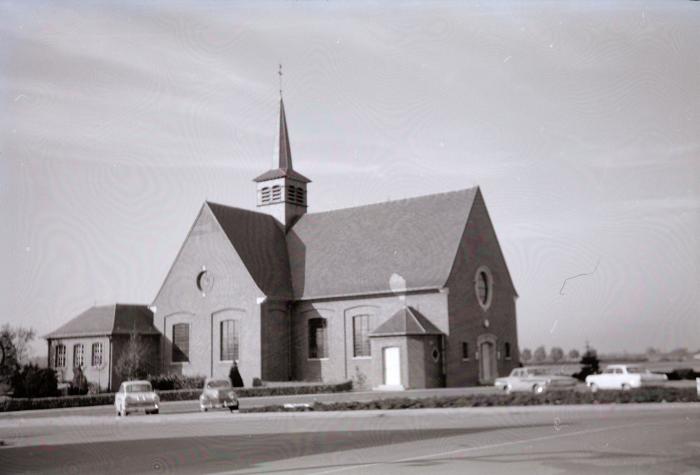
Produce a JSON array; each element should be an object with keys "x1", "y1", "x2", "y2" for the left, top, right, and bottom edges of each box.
[{"x1": 585, "y1": 364, "x2": 668, "y2": 392}]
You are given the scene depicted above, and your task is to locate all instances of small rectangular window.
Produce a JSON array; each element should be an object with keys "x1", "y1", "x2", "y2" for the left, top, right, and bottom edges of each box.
[
  {"x1": 308, "y1": 318, "x2": 328, "y2": 359},
  {"x1": 172, "y1": 323, "x2": 190, "y2": 363},
  {"x1": 54, "y1": 344, "x2": 66, "y2": 368},
  {"x1": 352, "y1": 315, "x2": 371, "y2": 357},
  {"x1": 73, "y1": 344, "x2": 84, "y2": 368},
  {"x1": 504, "y1": 342, "x2": 511, "y2": 360},
  {"x1": 462, "y1": 342, "x2": 470, "y2": 360},
  {"x1": 91, "y1": 342, "x2": 103, "y2": 367}
]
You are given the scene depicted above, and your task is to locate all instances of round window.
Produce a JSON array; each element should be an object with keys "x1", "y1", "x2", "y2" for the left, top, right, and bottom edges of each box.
[
  {"x1": 196, "y1": 270, "x2": 214, "y2": 293},
  {"x1": 474, "y1": 266, "x2": 493, "y2": 310},
  {"x1": 431, "y1": 347, "x2": 440, "y2": 362}
]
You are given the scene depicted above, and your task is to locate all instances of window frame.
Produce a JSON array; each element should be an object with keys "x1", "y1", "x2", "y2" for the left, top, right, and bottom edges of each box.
[
  {"x1": 504, "y1": 342, "x2": 511, "y2": 360},
  {"x1": 54, "y1": 343, "x2": 66, "y2": 368},
  {"x1": 91, "y1": 342, "x2": 103, "y2": 367},
  {"x1": 219, "y1": 319, "x2": 239, "y2": 362},
  {"x1": 474, "y1": 265, "x2": 494, "y2": 310},
  {"x1": 172, "y1": 323, "x2": 190, "y2": 363},
  {"x1": 73, "y1": 343, "x2": 84, "y2": 368},
  {"x1": 462, "y1": 341, "x2": 470, "y2": 361},
  {"x1": 308, "y1": 318, "x2": 328, "y2": 360},
  {"x1": 352, "y1": 314, "x2": 371, "y2": 358}
]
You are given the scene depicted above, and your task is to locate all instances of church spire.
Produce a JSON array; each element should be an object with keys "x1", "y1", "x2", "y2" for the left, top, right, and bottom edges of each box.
[{"x1": 277, "y1": 97, "x2": 293, "y2": 171}]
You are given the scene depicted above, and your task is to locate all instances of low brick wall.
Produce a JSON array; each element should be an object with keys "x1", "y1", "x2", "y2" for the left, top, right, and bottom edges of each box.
[{"x1": 0, "y1": 380, "x2": 353, "y2": 412}]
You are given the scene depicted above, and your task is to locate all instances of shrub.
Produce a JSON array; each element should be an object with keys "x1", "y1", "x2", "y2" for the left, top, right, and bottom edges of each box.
[
  {"x1": 665, "y1": 368, "x2": 698, "y2": 381},
  {"x1": 69, "y1": 367, "x2": 89, "y2": 395},
  {"x1": 148, "y1": 374, "x2": 205, "y2": 390},
  {"x1": 252, "y1": 377, "x2": 263, "y2": 387},
  {"x1": 574, "y1": 347, "x2": 600, "y2": 381},
  {"x1": 11, "y1": 364, "x2": 59, "y2": 398}
]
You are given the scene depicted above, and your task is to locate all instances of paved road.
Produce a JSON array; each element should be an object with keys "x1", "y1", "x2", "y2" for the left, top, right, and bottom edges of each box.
[
  {"x1": 0, "y1": 386, "x2": 501, "y2": 419},
  {"x1": 1, "y1": 403, "x2": 698, "y2": 474}
]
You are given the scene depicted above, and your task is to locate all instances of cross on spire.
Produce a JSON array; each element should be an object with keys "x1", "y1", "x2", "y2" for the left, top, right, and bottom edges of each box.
[{"x1": 278, "y1": 64, "x2": 283, "y2": 97}]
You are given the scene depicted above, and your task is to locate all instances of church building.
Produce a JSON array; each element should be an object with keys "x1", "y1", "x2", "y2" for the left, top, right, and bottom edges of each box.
[{"x1": 150, "y1": 98, "x2": 520, "y2": 389}]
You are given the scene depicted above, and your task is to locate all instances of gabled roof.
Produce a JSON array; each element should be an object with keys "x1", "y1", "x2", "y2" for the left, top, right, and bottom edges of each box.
[
  {"x1": 206, "y1": 202, "x2": 293, "y2": 299},
  {"x1": 45, "y1": 304, "x2": 158, "y2": 339},
  {"x1": 371, "y1": 306, "x2": 442, "y2": 337},
  {"x1": 287, "y1": 188, "x2": 478, "y2": 300},
  {"x1": 254, "y1": 98, "x2": 310, "y2": 184}
]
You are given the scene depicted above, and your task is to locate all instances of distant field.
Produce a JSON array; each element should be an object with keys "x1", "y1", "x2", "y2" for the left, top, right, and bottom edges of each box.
[{"x1": 527, "y1": 360, "x2": 700, "y2": 376}]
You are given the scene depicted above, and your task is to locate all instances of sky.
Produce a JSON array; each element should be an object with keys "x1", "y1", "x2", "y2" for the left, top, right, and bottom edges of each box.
[{"x1": 0, "y1": 1, "x2": 698, "y2": 358}]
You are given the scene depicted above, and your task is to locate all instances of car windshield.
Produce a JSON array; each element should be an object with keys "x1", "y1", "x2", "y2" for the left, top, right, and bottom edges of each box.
[
  {"x1": 126, "y1": 383, "x2": 152, "y2": 393},
  {"x1": 527, "y1": 369, "x2": 547, "y2": 376},
  {"x1": 207, "y1": 380, "x2": 232, "y2": 389}
]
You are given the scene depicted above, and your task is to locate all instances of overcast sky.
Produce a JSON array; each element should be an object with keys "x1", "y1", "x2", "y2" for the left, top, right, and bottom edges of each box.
[{"x1": 1, "y1": 1, "x2": 698, "y2": 357}]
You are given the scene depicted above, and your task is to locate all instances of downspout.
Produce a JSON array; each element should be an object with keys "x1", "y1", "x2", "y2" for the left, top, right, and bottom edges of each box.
[{"x1": 108, "y1": 336, "x2": 113, "y2": 391}]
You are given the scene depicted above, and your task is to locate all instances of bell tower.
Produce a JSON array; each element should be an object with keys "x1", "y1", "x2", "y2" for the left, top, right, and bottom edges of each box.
[{"x1": 253, "y1": 97, "x2": 310, "y2": 230}]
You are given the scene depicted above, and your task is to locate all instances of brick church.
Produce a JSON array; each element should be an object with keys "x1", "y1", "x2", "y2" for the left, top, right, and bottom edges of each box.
[{"x1": 48, "y1": 98, "x2": 519, "y2": 390}]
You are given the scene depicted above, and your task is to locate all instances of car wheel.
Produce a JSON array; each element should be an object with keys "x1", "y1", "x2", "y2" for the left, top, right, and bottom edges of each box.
[
  {"x1": 152, "y1": 409, "x2": 159, "y2": 415},
  {"x1": 589, "y1": 383, "x2": 598, "y2": 393},
  {"x1": 200, "y1": 406, "x2": 207, "y2": 412},
  {"x1": 532, "y1": 384, "x2": 545, "y2": 395},
  {"x1": 503, "y1": 384, "x2": 512, "y2": 395},
  {"x1": 621, "y1": 383, "x2": 631, "y2": 391},
  {"x1": 230, "y1": 404, "x2": 239, "y2": 412}
]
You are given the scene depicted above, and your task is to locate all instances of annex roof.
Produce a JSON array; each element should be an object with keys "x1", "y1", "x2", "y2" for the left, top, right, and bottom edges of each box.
[
  {"x1": 287, "y1": 188, "x2": 478, "y2": 300},
  {"x1": 45, "y1": 304, "x2": 159, "y2": 339},
  {"x1": 206, "y1": 202, "x2": 293, "y2": 299},
  {"x1": 371, "y1": 306, "x2": 443, "y2": 337}
]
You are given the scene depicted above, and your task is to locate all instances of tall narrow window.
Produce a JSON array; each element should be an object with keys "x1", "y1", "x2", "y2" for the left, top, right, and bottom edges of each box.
[
  {"x1": 308, "y1": 318, "x2": 327, "y2": 359},
  {"x1": 220, "y1": 319, "x2": 239, "y2": 361},
  {"x1": 271, "y1": 185, "x2": 282, "y2": 201},
  {"x1": 462, "y1": 342, "x2": 470, "y2": 360},
  {"x1": 54, "y1": 344, "x2": 66, "y2": 368},
  {"x1": 91, "y1": 342, "x2": 103, "y2": 367},
  {"x1": 504, "y1": 342, "x2": 511, "y2": 360},
  {"x1": 172, "y1": 323, "x2": 190, "y2": 363},
  {"x1": 352, "y1": 315, "x2": 371, "y2": 357},
  {"x1": 73, "y1": 344, "x2": 84, "y2": 368},
  {"x1": 474, "y1": 266, "x2": 493, "y2": 310}
]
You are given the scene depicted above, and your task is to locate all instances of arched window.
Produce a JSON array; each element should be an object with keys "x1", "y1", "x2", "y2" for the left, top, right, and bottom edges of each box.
[
  {"x1": 54, "y1": 344, "x2": 66, "y2": 368},
  {"x1": 474, "y1": 266, "x2": 493, "y2": 310},
  {"x1": 260, "y1": 187, "x2": 271, "y2": 204},
  {"x1": 73, "y1": 344, "x2": 84, "y2": 368},
  {"x1": 220, "y1": 319, "x2": 239, "y2": 361},
  {"x1": 308, "y1": 318, "x2": 328, "y2": 359},
  {"x1": 172, "y1": 323, "x2": 190, "y2": 363},
  {"x1": 271, "y1": 185, "x2": 282, "y2": 202}
]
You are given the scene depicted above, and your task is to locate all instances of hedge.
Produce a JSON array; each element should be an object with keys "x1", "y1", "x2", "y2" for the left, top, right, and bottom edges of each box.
[
  {"x1": 240, "y1": 387, "x2": 700, "y2": 413},
  {"x1": 0, "y1": 380, "x2": 353, "y2": 412}
]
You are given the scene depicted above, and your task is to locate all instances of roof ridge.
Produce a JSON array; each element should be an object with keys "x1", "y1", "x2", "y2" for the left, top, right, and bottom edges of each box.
[
  {"x1": 300, "y1": 187, "x2": 479, "y2": 219},
  {"x1": 406, "y1": 306, "x2": 427, "y2": 333}
]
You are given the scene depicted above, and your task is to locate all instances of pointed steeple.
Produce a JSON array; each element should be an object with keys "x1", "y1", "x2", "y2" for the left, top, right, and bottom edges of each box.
[{"x1": 254, "y1": 98, "x2": 310, "y2": 183}]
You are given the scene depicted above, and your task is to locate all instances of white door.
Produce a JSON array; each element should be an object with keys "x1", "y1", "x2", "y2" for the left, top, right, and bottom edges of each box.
[{"x1": 383, "y1": 347, "x2": 401, "y2": 386}]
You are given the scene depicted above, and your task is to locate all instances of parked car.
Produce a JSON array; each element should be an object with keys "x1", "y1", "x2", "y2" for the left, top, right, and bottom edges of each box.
[
  {"x1": 585, "y1": 364, "x2": 668, "y2": 392},
  {"x1": 114, "y1": 380, "x2": 159, "y2": 416},
  {"x1": 494, "y1": 367, "x2": 578, "y2": 394},
  {"x1": 199, "y1": 378, "x2": 239, "y2": 412}
]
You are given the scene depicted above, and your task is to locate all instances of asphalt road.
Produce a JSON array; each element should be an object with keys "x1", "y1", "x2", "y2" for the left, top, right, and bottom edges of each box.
[
  {"x1": 1, "y1": 403, "x2": 698, "y2": 474},
  {"x1": 0, "y1": 386, "x2": 501, "y2": 419}
]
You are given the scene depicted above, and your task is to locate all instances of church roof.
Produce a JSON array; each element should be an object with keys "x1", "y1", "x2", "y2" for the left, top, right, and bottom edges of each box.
[
  {"x1": 371, "y1": 306, "x2": 443, "y2": 337},
  {"x1": 45, "y1": 304, "x2": 159, "y2": 339},
  {"x1": 288, "y1": 187, "x2": 478, "y2": 300},
  {"x1": 207, "y1": 202, "x2": 293, "y2": 299},
  {"x1": 254, "y1": 98, "x2": 310, "y2": 184}
]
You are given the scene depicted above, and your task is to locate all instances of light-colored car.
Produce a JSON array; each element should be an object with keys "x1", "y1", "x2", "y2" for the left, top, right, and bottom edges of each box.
[
  {"x1": 586, "y1": 364, "x2": 668, "y2": 392},
  {"x1": 199, "y1": 378, "x2": 239, "y2": 412},
  {"x1": 494, "y1": 367, "x2": 578, "y2": 394},
  {"x1": 114, "y1": 380, "x2": 159, "y2": 416}
]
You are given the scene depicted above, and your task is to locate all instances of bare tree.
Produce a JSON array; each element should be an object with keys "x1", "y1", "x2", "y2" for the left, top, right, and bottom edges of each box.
[
  {"x1": 533, "y1": 346, "x2": 547, "y2": 363},
  {"x1": 114, "y1": 329, "x2": 149, "y2": 381},
  {"x1": 550, "y1": 347, "x2": 564, "y2": 363},
  {"x1": 568, "y1": 349, "x2": 580, "y2": 360},
  {"x1": 1, "y1": 324, "x2": 35, "y2": 366},
  {"x1": 520, "y1": 348, "x2": 532, "y2": 362}
]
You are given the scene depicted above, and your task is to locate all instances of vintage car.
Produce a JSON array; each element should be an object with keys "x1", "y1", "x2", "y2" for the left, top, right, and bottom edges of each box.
[
  {"x1": 114, "y1": 380, "x2": 159, "y2": 416},
  {"x1": 585, "y1": 364, "x2": 668, "y2": 392},
  {"x1": 494, "y1": 367, "x2": 578, "y2": 394},
  {"x1": 199, "y1": 378, "x2": 239, "y2": 412}
]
